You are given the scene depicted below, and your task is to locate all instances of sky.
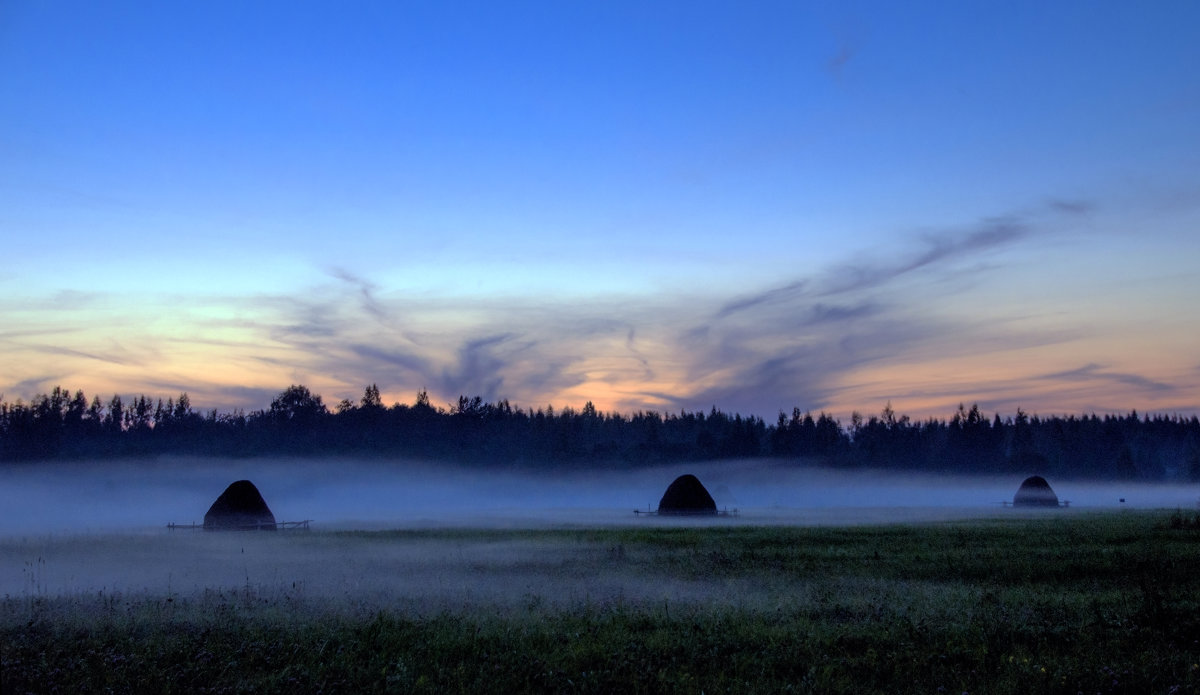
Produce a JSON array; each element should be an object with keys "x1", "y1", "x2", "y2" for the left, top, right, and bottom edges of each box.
[{"x1": 2, "y1": 1, "x2": 1199, "y2": 422}]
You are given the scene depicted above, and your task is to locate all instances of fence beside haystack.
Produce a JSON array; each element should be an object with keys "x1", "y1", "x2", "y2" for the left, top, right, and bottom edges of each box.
[
  {"x1": 167, "y1": 520, "x2": 312, "y2": 530},
  {"x1": 634, "y1": 507, "x2": 738, "y2": 516}
]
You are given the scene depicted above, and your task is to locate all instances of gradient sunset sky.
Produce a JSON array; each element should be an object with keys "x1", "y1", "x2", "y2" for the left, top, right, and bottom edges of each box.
[{"x1": 3, "y1": 1, "x2": 1198, "y2": 421}]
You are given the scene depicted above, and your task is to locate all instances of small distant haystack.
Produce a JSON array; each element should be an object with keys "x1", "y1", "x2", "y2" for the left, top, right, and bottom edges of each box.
[
  {"x1": 204, "y1": 480, "x2": 277, "y2": 530},
  {"x1": 1013, "y1": 475, "x2": 1059, "y2": 508},
  {"x1": 658, "y1": 474, "x2": 718, "y2": 515}
]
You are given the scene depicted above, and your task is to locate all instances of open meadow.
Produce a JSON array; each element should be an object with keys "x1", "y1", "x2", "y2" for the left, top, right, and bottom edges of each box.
[{"x1": 4, "y1": 510, "x2": 1200, "y2": 694}]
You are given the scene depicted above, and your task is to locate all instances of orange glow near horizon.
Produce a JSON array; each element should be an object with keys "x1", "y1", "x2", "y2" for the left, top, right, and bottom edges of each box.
[
  {"x1": 821, "y1": 349, "x2": 1199, "y2": 422},
  {"x1": 3, "y1": 295, "x2": 1197, "y2": 422},
  {"x1": 5, "y1": 353, "x2": 1197, "y2": 423}
]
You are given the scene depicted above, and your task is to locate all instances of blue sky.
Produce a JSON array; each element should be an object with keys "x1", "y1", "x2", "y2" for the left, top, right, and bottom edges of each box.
[{"x1": 2, "y1": 1, "x2": 1198, "y2": 420}]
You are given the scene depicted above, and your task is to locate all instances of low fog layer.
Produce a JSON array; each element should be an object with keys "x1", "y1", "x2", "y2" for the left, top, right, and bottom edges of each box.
[
  {"x1": 2, "y1": 457, "x2": 1198, "y2": 535},
  {"x1": 6, "y1": 529, "x2": 827, "y2": 610}
]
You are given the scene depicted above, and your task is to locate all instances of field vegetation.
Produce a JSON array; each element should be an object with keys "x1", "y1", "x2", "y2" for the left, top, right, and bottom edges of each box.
[{"x1": 4, "y1": 511, "x2": 1200, "y2": 693}]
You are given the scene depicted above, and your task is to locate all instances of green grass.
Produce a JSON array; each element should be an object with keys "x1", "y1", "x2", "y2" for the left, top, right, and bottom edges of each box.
[{"x1": 5, "y1": 511, "x2": 1200, "y2": 693}]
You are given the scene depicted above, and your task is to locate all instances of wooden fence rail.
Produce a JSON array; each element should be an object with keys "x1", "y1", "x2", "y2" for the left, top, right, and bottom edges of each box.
[
  {"x1": 633, "y1": 508, "x2": 738, "y2": 517},
  {"x1": 167, "y1": 520, "x2": 312, "y2": 530}
]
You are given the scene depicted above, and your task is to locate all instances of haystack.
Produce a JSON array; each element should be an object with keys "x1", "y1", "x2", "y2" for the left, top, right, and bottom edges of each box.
[
  {"x1": 204, "y1": 480, "x2": 277, "y2": 530},
  {"x1": 1012, "y1": 475, "x2": 1059, "y2": 507},
  {"x1": 658, "y1": 474, "x2": 718, "y2": 515}
]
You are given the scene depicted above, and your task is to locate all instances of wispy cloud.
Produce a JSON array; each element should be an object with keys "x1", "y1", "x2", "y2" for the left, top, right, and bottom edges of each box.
[
  {"x1": 821, "y1": 216, "x2": 1027, "y2": 296},
  {"x1": 807, "y1": 302, "x2": 879, "y2": 325},
  {"x1": 1040, "y1": 363, "x2": 1176, "y2": 393},
  {"x1": 23, "y1": 345, "x2": 136, "y2": 367},
  {"x1": 825, "y1": 20, "x2": 860, "y2": 82},
  {"x1": 713, "y1": 215, "x2": 1030, "y2": 329},
  {"x1": 8, "y1": 376, "x2": 65, "y2": 399},
  {"x1": 438, "y1": 334, "x2": 513, "y2": 401},
  {"x1": 827, "y1": 41, "x2": 855, "y2": 79},
  {"x1": 328, "y1": 266, "x2": 388, "y2": 322},
  {"x1": 628, "y1": 209, "x2": 1064, "y2": 415},
  {"x1": 0, "y1": 327, "x2": 80, "y2": 341},
  {"x1": 1046, "y1": 198, "x2": 1095, "y2": 215},
  {"x1": 4, "y1": 198, "x2": 1191, "y2": 420},
  {"x1": 716, "y1": 280, "x2": 807, "y2": 319},
  {"x1": 185, "y1": 203, "x2": 1080, "y2": 416},
  {"x1": 347, "y1": 344, "x2": 430, "y2": 376}
]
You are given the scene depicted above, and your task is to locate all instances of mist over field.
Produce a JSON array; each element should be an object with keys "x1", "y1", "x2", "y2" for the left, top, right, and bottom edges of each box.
[
  {"x1": 3, "y1": 457, "x2": 1199, "y2": 620},
  {"x1": 2, "y1": 457, "x2": 1198, "y2": 535}
]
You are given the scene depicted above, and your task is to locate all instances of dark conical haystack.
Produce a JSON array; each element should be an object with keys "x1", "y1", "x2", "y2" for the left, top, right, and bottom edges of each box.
[
  {"x1": 658, "y1": 474, "x2": 718, "y2": 515},
  {"x1": 1013, "y1": 475, "x2": 1059, "y2": 507},
  {"x1": 204, "y1": 480, "x2": 277, "y2": 530}
]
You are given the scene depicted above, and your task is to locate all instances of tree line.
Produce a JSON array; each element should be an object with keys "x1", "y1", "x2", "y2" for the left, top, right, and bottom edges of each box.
[{"x1": 2, "y1": 385, "x2": 1199, "y2": 480}]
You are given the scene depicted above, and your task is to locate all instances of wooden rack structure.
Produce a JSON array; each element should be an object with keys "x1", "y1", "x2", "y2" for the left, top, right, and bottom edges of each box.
[
  {"x1": 167, "y1": 520, "x2": 312, "y2": 530},
  {"x1": 633, "y1": 507, "x2": 738, "y2": 517}
]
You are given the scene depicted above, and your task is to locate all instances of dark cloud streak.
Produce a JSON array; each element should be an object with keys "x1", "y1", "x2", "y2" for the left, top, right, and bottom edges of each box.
[
  {"x1": 1047, "y1": 198, "x2": 1096, "y2": 215},
  {"x1": 22, "y1": 345, "x2": 135, "y2": 367},
  {"x1": 438, "y1": 334, "x2": 513, "y2": 403},
  {"x1": 821, "y1": 217, "x2": 1027, "y2": 296},
  {"x1": 161, "y1": 198, "x2": 1145, "y2": 419},
  {"x1": 1041, "y1": 363, "x2": 1175, "y2": 393},
  {"x1": 715, "y1": 280, "x2": 807, "y2": 319},
  {"x1": 348, "y1": 344, "x2": 430, "y2": 376},
  {"x1": 329, "y1": 267, "x2": 387, "y2": 322}
]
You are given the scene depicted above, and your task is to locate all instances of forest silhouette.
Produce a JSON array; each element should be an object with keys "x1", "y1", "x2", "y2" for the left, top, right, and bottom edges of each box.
[{"x1": 1, "y1": 384, "x2": 1198, "y2": 480}]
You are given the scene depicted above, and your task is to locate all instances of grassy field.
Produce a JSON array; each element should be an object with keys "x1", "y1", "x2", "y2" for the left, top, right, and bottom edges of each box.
[{"x1": 4, "y1": 511, "x2": 1200, "y2": 693}]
